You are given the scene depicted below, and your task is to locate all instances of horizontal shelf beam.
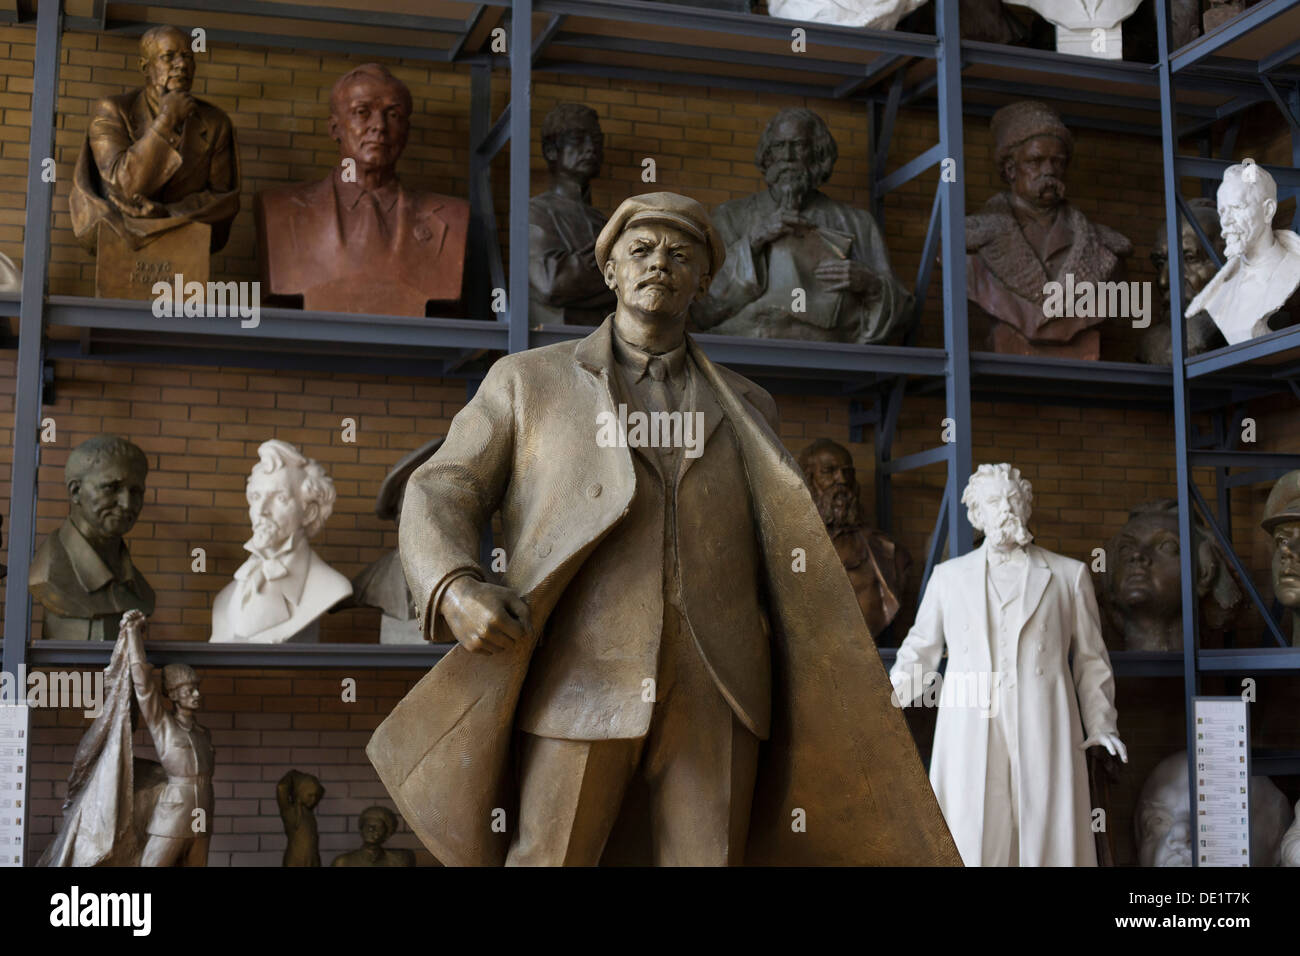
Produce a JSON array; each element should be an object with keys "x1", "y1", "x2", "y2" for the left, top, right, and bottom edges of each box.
[
  {"x1": 26, "y1": 640, "x2": 452, "y2": 670},
  {"x1": 1171, "y1": 0, "x2": 1300, "y2": 74},
  {"x1": 46, "y1": 296, "x2": 509, "y2": 351},
  {"x1": 114, "y1": 0, "x2": 470, "y2": 33},
  {"x1": 961, "y1": 38, "x2": 1158, "y2": 85},
  {"x1": 532, "y1": 0, "x2": 940, "y2": 59},
  {"x1": 1188, "y1": 450, "x2": 1300, "y2": 469},
  {"x1": 970, "y1": 352, "x2": 1175, "y2": 387},
  {"x1": 1198, "y1": 646, "x2": 1300, "y2": 672},
  {"x1": 1186, "y1": 323, "x2": 1300, "y2": 378}
]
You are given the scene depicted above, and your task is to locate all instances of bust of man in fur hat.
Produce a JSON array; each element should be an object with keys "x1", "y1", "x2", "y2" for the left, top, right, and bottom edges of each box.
[{"x1": 965, "y1": 101, "x2": 1133, "y2": 360}]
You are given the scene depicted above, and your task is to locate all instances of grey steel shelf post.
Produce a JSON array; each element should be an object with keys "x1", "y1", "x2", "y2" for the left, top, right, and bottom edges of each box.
[
  {"x1": 508, "y1": 0, "x2": 532, "y2": 355},
  {"x1": 935, "y1": 0, "x2": 973, "y2": 557},
  {"x1": 3, "y1": 0, "x2": 61, "y2": 678}
]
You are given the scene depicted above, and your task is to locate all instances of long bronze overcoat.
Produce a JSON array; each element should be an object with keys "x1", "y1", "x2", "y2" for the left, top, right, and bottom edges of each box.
[{"x1": 367, "y1": 317, "x2": 960, "y2": 866}]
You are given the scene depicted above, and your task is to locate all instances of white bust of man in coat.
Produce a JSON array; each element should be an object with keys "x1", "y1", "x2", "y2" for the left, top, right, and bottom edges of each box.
[
  {"x1": 889, "y1": 463, "x2": 1126, "y2": 866},
  {"x1": 210, "y1": 439, "x2": 351, "y2": 643}
]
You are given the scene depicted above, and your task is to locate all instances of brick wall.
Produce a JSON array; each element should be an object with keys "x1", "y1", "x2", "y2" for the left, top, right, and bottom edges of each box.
[{"x1": 2, "y1": 24, "x2": 1296, "y2": 866}]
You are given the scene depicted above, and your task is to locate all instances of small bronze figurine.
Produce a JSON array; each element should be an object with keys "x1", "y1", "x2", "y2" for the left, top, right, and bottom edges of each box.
[
  {"x1": 256, "y1": 63, "x2": 470, "y2": 316},
  {"x1": 330, "y1": 806, "x2": 416, "y2": 867},
  {"x1": 530, "y1": 103, "x2": 616, "y2": 326},
  {"x1": 40, "y1": 611, "x2": 214, "y2": 867},
  {"x1": 798, "y1": 438, "x2": 911, "y2": 637},
  {"x1": 693, "y1": 108, "x2": 913, "y2": 344},
  {"x1": 29, "y1": 435, "x2": 154, "y2": 641},
  {"x1": 278, "y1": 770, "x2": 325, "y2": 867},
  {"x1": 966, "y1": 101, "x2": 1133, "y2": 359}
]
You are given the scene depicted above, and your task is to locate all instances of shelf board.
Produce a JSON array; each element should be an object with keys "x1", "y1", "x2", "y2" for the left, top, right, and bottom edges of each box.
[
  {"x1": 46, "y1": 295, "x2": 508, "y2": 356},
  {"x1": 1170, "y1": 0, "x2": 1300, "y2": 74},
  {"x1": 1185, "y1": 323, "x2": 1300, "y2": 380},
  {"x1": 1198, "y1": 646, "x2": 1300, "y2": 673},
  {"x1": 26, "y1": 639, "x2": 452, "y2": 669}
]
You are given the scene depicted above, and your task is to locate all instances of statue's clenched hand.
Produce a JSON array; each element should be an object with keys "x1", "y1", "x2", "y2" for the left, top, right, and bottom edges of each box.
[{"x1": 442, "y1": 576, "x2": 532, "y2": 655}]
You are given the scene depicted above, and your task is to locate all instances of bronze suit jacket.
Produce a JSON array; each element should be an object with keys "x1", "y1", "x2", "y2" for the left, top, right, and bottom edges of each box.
[
  {"x1": 368, "y1": 317, "x2": 960, "y2": 866},
  {"x1": 28, "y1": 519, "x2": 155, "y2": 641},
  {"x1": 255, "y1": 173, "x2": 470, "y2": 315},
  {"x1": 70, "y1": 88, "x2": 240, "y2": 253}
]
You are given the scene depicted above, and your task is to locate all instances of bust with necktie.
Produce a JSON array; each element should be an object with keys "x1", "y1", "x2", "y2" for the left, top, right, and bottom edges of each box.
[
  {"x1": 255, "y1": 63, "x2": 470, "y2": 317},
  {"x1": 891, "y1": 462, "x2": 1126, "y2": 867},
  {"x1": 210, "y1": 440, "x2": 351, "y2": 643}
]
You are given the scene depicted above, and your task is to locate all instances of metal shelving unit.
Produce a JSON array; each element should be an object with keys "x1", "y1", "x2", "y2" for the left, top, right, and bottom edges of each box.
[{"x1": 1, "y1": 0, "x2": 1298, "y2": 848}]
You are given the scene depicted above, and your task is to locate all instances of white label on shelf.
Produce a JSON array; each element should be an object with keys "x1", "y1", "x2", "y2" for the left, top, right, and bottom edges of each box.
[
  {"x1": 1193, "y1": 697, "x2": 1251, "y2": 867},
  {"x1": 0, "y1": 704, "x2": 28, "y2": 867}
]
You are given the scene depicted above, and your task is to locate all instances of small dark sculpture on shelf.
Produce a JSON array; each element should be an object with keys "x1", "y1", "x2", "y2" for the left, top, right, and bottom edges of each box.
[
  {"x1": 1140, "y1": 197, "x2": 1224, "y2": 365},
  {"x1": 331, "y1": 806, "x2": 416, "y2": 867},
  {"x1": 29, "y1": 435, "x2": 154, "y2": 641},
  {"x1": 529, "y1": 103, "x2": 616, "y2": 327},
  {"x1": 1097, "y1": 499, "x2": 1241, "y2": 651},
  {"x1": 278, "y1": 770, "x2": 325, "y2": 867},
  {"x1": 798, "y1": 438, "x2": 911, "y2": 638}
]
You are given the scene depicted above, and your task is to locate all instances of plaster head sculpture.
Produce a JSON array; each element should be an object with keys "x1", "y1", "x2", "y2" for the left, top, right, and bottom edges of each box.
[
  {"x1": 799, "y1": 438, "x2": 912, "y2": 636},
  {"x1": 529, "y1": 103, "x2": 616, "y2": 326},
  {"x1": 1261, "y1": 470, "x2": 1300, "y2": 645},
  {"x1": 255, "y1": 64, "x2": 469, "y2": 316},
  {"x1": 961, "y1": 462, "x2": 1034, "y2": 551},
  {"x1": 692, "y1": 108, "x2": 913, "y2": 344},
  {"x1": 331, "y1": 805, "x2": 417, "y2": 867},
  {"x1": 1135, "y1": 751, "x2": 1295, "y2": 866},
  {"x1": 29, "y1": 435, "x2": 155, "y2": 640},
  {"x1": 1141, "y1": 198, "x2": 1223, "y2": 363},
  {"x1": 966, "y1": 101, "x2": 1133, "y2": 359},
  {"x1": 210, "y1": 440, "x2": 351, "y2": 643},
  {"x1": 1005, "y1": 0, "x2": 1144, "y2": 57},
  {"x1": 1187, "y1": 159, "x2": 1300, "y2": 344},
  {"x1": 767, "y1": 0, "x2": 929, "y2": 31},
  {"x1": 1098, "y1": 500, "x2": 1242, "y2": 651},
  {"x1": 69, "y1": 25, "x2": 240, "y2": 257}
]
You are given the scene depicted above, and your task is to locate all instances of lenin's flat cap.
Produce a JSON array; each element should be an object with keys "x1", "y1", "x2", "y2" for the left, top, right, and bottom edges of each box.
[
  {"x1": 1262, "y1": 469, "x2": 1300, "y2": 533},
  {"x1": 992, "y1": 100, "x2": 1073, "y2": 168},
  {"x1": 595, "y1": 191, "x2": 725, "y2": 276}
]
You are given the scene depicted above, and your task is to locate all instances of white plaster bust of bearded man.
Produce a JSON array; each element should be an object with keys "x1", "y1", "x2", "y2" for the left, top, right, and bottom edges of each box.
[
  {"x1": 210, "y1": 440, "x2": 351, "y2": 643},
  {"x1": 1187, "y1": 159, "x2": 1300, "y2": 345}
]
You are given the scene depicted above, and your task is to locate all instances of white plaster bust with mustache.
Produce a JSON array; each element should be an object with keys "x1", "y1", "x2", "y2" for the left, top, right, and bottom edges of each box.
[
  {"x1": 1187, "y1": 160, "x2": 1300, "y2": 345},
  {"x1": 210, "y1": 440, "x2": 351, "y2": 643}
]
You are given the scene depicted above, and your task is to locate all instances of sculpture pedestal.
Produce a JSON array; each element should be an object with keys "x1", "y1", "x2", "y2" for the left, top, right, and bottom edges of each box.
[
  {"x1": 95, "y1": 221, "x2": 210, "y2": 300},
  {"x1": 989, "y1": 322, "x2": 1101, "y2": 360},
  {"x1": 1055, "y1": 24, "x2": 1122, "y2": 59},
  {"x1": 1203, "y1": 2, "x2": 1245, "y2": 31},
  {"x1": 301, "y1": 276, "x2": 430, "y2": 317}
]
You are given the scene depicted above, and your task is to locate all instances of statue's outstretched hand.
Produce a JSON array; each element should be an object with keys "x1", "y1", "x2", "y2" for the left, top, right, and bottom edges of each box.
[{"x1": 441, "y1": 577, "x2": 531, "y2": 655}]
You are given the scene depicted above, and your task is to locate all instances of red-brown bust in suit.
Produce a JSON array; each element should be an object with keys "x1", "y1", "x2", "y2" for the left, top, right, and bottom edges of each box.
[{"x1": 255, "y1": 64, "x2": 469, "y2": 316}]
